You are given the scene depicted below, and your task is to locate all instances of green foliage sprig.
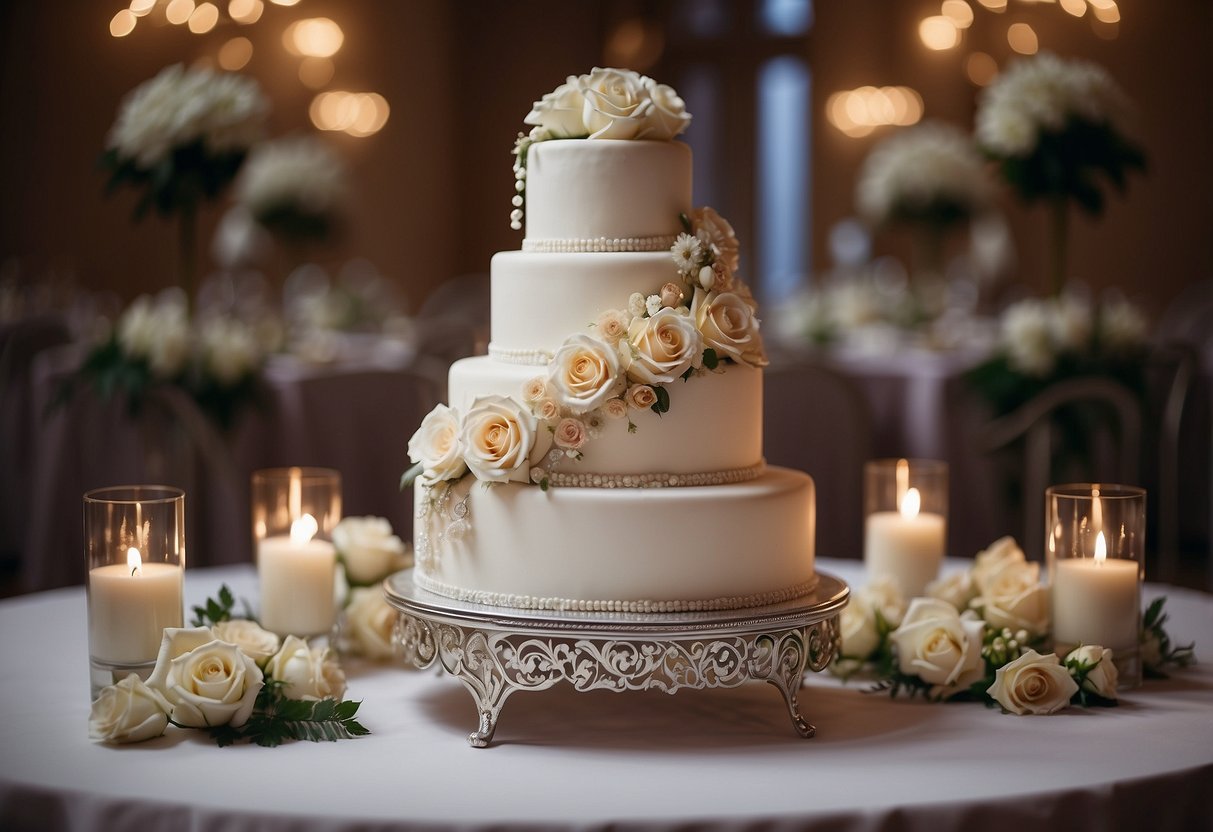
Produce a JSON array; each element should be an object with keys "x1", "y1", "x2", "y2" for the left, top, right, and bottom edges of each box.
[{"x1": 205, "y1": 679, "x2": 370, "y2": 748}]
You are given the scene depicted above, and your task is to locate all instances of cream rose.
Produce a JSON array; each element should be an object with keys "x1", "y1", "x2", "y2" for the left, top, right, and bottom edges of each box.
[
  {"x1": 691, "y1": 206, "x2": 740, "y2": 272},
  {"x1": 624, "y1": 307, "x2": 704, "y2": 385},
  {"x1": 858, "y1": 577, "x2": 908, "y2": 628},
  {"x1": 146, "y1": 627, "x2": 263, "y2": 728},
  {"x1": 988, "y1": 649, "x2": 1078, "y2": 715},
  {"x1": 839, "y1": 598, "x2": 880, "y2": 660},
  {"x1": 580, "y1": 67, "x2": 653, "y2": 140},
  {"x1": 333, "y1": 515, "x2": 411, "y2": 586},
  {"x1": 691, "y1": 288, "x2": 767, "y2": 367},
  {"x1": 626, "y1": 385, "x2": 657, "y2": 409},
  {"x1": 266, "y1": 636, "x2": 347, "y2": 701},
  {"x1": 460, "y1": 395, "x2": 537, "y2": 482},
  {"x1": 1066, "y1": 645, "x2": 1119, "y2": 700},
  {"x1": 971, "y1": 535, "x2": 1027, "y2": 593},
  {"x1": 344, "y1": 587, "x2": 398, "y2": 661},
  {"x1": 890, "y1": 598, "x2": 986, "y2": 698},
  {"x1": 640, "y1": 81, "x2": 692, "y2": 140},
  {"x1": 979, "y1": 559, "x2": 1050, "y2": 637},
  {"x1": 926, "y1": 571, "x2": 977, "y2": 612},
  {"x1": 523, "y1": 75, "x2": 587, "y2": 138},
  {"x1": 553, "y1": 417, "x2": 588, "y2": 450},
  {"x1": 407, "y1": 404, "x2": 467, "y2": 481},
  {"x1": 595, "y1": 309, "x2": 631, "y2": 343},
  {"x1": 89, "y1": 673, "x2": 172, "y2": 744},
  {"x1": 602, "y1": 398, "x2": 629, "y2": 419},
  {"x1": 521, "y1": 376, "x2": 547, "y2": 403},
  {"x1": 660, "y1": 282, "x2": 684, "y2": 309},
  {"x1": 547, "y1": 333, "x2": 623, "y2": 414},
  {"x1": 211, "y1": 619, "x2": 280, "y2": 665},
  {"x1": 535, "y1": 397, "x2": 560, "y2": 421}
]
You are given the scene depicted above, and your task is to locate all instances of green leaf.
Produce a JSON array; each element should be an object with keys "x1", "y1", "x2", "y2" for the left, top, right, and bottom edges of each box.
[
  {"x1": 702, "y1": 348, "x2": 719, "y2": 371},
  {"x1": 650, "y1": 385, "x2": 670, "y2": 415},
  {"x1": 679, "y1": 212, "x2": 693, "y2": 233},
  {"x1": 190, "y1": 584, "x2": 240, "y2": 627},
  {"x1": 399, "y1": 461, "x2": 424, "y2": 491}
]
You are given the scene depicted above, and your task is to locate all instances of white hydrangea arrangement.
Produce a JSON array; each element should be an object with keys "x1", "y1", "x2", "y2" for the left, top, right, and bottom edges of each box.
[
  {"x1": 975, "y1": 53, "x2": 1145, "y2": 294},
  {"x1": 509, "y1": 67, "x2": 691, "y2": 230},
  {"x1": 236, "y1": 136, "x2": 348, "y2": 245},
  {"x1": 835, "y1": 536, "x2": 1194, "y2": 714},
  {"x1": 60, "y1": 291, "x2": 267, "y2": 432},
  {"x1": 403, "y1": 208, "x2": 766, "y2": 492},
  {"x1": 89, "y1": 588, "x2": 367, "y2": 746}
]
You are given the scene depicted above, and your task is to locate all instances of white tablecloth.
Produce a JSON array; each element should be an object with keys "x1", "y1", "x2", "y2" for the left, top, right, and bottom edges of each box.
[{"x1": 1, "y1": 559, "x2": 1211, "y2": 832}]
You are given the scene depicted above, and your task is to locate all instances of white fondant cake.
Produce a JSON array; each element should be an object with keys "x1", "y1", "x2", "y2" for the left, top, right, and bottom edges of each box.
[{"x1": 407, "y1": 68, "x2": 816, "y2": 612}]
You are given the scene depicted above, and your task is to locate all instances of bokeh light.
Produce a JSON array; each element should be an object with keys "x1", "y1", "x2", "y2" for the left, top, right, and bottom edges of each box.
[
  {"x1": 110, "y1": 9, "x2": 137, "y2": 37},
  {"x1": 919, "y1": 16, "x2": 960, "y2": 50},
  {"x1": 129, "y1": 0, "x2": 156, "y2": 17},
  {"x1": 165, "y1": 0, "x2": 195, "y2": 26},
  {"x1": 310, "y1": 91, "x2": 391, "y2": 137},
  {"x1": 1008, "y1": 22, "x2": 1039, "y2": 54},
  {"x1": 188, "y1": 2, "x2": 219, "y2": 34},
  {"x1": 298, "y1": 56, "x2": 335, "y2": 89},
  {"x1": 965, "y1": 52, "x2": 998, "y2": 86},
  {"x1": 941, "y1": 0, "x2": 974, "y2": 29},
  {"x1": 229, "y1": 0, "x2": 264, "y2": 25},
  {"x1": 827, "y1": 86, "x2": 923, "y2": 138},
  {"x1": 218, "y1": 36, "x2": 253, "y2": 70},
  {"x1": 284, "y1": 18, "x2": 345, "y2": 59}
]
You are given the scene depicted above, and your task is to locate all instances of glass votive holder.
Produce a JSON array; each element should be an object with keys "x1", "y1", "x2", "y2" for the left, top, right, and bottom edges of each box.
[
  {"x1": 1046, "y1": 483, "x2": 1145, "y2": 688},
  {"x1": 863, "y1": 458, "x2": 948, "y2": 598},
  {"x1": 252, "y1": 467, "x2": 341, "y2": 638},
  {"x1": 84, "y1": 485, "x2": 185, "y2": 699}
]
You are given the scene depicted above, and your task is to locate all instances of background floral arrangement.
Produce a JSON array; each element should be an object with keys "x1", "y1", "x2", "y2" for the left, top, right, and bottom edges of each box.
[
  {"x1": 975, "y1": 52, "x2": 1145, "y2": 294},
  {"x1": 836, "y1": 536, "x2": 1193, "y2": 715},
  {"x1": 235, "y1": 135, "x2": 348, "y2": 247},
  {"x1": 403, "y1": 207, "x2": 766, "y2": 492}
]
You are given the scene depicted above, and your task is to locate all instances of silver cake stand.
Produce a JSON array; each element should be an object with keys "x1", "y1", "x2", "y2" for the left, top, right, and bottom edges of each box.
[{"x1": 385, "y1": 569, "x2": 849, "y2": 747}]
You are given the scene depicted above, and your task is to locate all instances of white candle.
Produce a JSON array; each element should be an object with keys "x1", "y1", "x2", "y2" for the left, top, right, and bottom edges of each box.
[
  {"x1": 258, "y1": 514, "x2": 336, "y2": 636},
  {"x1": 88, "y1": 548, "x2": 183, "y2": 664},
  {"x1": 864, "y1": 487, "x2": 946, "y2": 598},
  {"x1": 1052, "y1": 532, "x2": 1139, "y2": 650}
]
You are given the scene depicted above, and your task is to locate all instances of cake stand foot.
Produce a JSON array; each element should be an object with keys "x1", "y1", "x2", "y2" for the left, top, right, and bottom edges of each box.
[
  {"x1": 769, "y1": 680, "x2": 816, "y2": 739},
  {"x1": 469, "y1": 707, "x2": 499, "y2": 748}
]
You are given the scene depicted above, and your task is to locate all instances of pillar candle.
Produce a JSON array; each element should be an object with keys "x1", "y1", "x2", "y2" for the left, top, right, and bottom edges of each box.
[{"x1": 88, "y1": 552, "x2": 183, "y2": 664}]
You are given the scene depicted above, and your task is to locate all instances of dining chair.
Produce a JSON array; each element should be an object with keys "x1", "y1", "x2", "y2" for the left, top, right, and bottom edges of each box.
[
  {"x1": 763, "y1": 356, "x2": 874, "y2": 560},
  {"x1": 978, "y1": 377, "x2": 1142, "y2": 562}
]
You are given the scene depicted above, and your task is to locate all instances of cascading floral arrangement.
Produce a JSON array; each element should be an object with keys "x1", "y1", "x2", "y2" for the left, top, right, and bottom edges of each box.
[{"x1": 235, "y1": 135, "x2": 349, "y2": 247}]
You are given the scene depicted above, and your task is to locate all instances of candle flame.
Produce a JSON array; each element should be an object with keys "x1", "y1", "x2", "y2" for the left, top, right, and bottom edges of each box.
[
  {"x1": 900, "y1": 487, "x2": 921, "y2": 519},
  {"x1": 127, "y1": 546, "x2": 143, "y2": 577},
  {"x1": 291, "y1": 513, "x2": 318, "y2": 545},
  {"x1": 895, "y1": 458, "x2": 909, "y2": 505},
  {"x1": 1094, "y1": 531, "x2": 1107, "y2": 564}
]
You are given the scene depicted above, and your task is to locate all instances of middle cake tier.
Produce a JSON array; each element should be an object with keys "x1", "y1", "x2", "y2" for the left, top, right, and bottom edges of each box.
[
  {"x1": 448, "y1": 355, "x2": 764, "y2": 480},
  {"x1": 490, "y1": 249, "x2": 679, "y2": 358}
]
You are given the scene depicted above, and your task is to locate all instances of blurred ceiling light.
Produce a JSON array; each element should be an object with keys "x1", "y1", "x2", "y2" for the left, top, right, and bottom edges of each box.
[
  {"x1": 129, "y1": 0, "x2": 156, "y2": 17},
  {"x1": 110, "y1": 9, "x2": 137, "y2": 37},
  {"x1": 1007, "y1": 22, "x2": 1038, "y2": 54},
  {"x1": 604, "y1": 18, "x2": 665, "y2": 72},
  {"x1": 298, "y1": 56, "x2": 335, "y2": 89},
  {"x1": 229, "y1": 0, "x2": 264, "y2": 25},
  {"x1": 975, "y1": 0, "x2": 1006, "y2": 11},
  {"x1": 965, "y1": 52, "x2": 998, "y2": 86},
  {"x1": 284, "y1": 18, "x2": 344, "y2": 58},
  {"x1": 188, "y1": 2, "x2": 219, "y2": 34},
  {"x1": 1089, "y1": 1, "x2": 1120, "y2": 23},
  {"x1": 165, "y1": 0, "x2": 195, "y2": 25},
  {"x1": 1059, "y1": 0, "x2": 1086, "y2": 16},
  {"x1": 271, "y1": 0, "x2": 300, "y2": 5},
  {"x1": 826, "y1": 86, "x2": 922, "y2": 138},
  {"x1": 941, "y1": 0, "x2": 974, "y2": 29},
  {"x1": 218, "y1": 36, "x2": 253, "y2": 70},
  {"x1": 310, "y1": 91, "x2": 390, "y2": 137},
  {"x1": 919, "y1": 16, "x2": 960, "y2": 50}
]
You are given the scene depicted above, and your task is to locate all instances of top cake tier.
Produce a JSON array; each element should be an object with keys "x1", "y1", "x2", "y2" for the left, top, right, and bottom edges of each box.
[{"x1": 524, "y1": 140, "x2": 692, "y2": 248}]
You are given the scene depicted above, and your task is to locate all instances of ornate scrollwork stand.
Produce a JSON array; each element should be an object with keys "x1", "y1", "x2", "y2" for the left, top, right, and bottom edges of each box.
[{"x1": 385, "y1": 569, "x2": 848, "y2": 747}]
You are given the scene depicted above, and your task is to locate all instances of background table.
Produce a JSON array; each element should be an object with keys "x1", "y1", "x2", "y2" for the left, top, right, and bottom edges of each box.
[{"x1": 1, "y1": 558, "x2": 1210, "y2": 831}]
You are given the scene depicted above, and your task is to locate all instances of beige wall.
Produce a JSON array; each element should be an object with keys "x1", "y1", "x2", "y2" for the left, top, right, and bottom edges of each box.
[{"x1": 1, "y1": 1, "x2": 1209, "y2": 319}]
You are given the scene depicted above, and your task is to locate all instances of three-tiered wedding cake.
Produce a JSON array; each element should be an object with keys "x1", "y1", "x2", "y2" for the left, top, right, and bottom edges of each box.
[{"x1": 406, "y1": 69, "x2": 817, "y2": 612}]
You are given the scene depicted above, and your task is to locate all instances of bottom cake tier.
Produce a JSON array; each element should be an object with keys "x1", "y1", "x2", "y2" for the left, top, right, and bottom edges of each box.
[{"x1": 413, "y1": 466, "x2": 817, "y2": 612}]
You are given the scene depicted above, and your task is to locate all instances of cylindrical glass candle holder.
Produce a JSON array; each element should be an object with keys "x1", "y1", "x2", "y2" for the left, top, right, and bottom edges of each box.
[
  {"x1": 84, "y1": 485, "x2": 185, "y2": 698},
  {"x1": 252, "y1": 467, "x2": 341, "y2": 638},
  {"x1": 863, "y1": 458, "x2": 948, "y2": 598},
  {"x1": 1046, "y1": 483, "x2": 1145, "y2": 688}
]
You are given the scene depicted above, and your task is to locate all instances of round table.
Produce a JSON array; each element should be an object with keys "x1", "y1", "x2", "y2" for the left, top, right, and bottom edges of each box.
[{"x1": 1, "y1": 558, "x2": 1210, "y2": 831}]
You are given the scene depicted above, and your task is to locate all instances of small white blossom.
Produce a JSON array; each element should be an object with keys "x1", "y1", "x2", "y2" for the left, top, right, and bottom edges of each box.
[
  {"x1": 671, "y1": 233, "x2": 702, "y2": 276},
  {"x1": 645, "y1": 294, "x2": 663, "y2": 317}
]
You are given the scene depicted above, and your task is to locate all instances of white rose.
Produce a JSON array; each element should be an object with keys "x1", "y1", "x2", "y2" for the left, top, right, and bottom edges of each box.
[
  {"x1": 988, "y1": 649, "x2": 1078, "y2": 715},
  {"x1": 333, "y1": 515, "x2": 411, "y2": 586},
  {"x1": 602, "y1": 398, "x2": 629, "y2": 419},
  {"x1": 690, "y1": 207, "x2": 740, "y2": 273},
  {"x1": 89, "y1": 673, "x2": 172, "y2": 744},
  {"x1": 890, "y1": 598, "x2": 986, "y2": 699},
  {"x1": 624, "y1": 307, "x2": 704, "y2": 385},
  {"x1": 265, "y1": 635, "x2": 346, "y2": 701},
  {"x1": 408, "y1": 404, "x2": 467, "y2": 481},
  {"x1": 344, "y1": 587, "x2": 398, "y2": 661},
  {"x1": 971, "y1": 536, "x2": 1027, "y2": 593},
  {"x1": 579, "y1": 67, "x2": 653, "y2": 140},
  {"x1": 978, "y1": 559, "x2": 1050, "y2": 637},
  {"x1": 839, "y1": 599, "x2": 880, "y2": 660},
  {"x1": 521, "y1": 376, "x2": 547, "y2": 403},
  {"x1": 1066, "y1": 644, "x2": 1118, "y2": 700},
  {"x1": 926, "y1": 571, "x2": 977, "y2": 612},
  {"x1": 547, "y1": 333, "x2": 624, "y2": 415},
  {"x1": 211, "y1": 619, "x2": 280, "y2": 665},
  {"x1": 146, "y1": 627, "x2": 263, "y2": 728},
  {"x1": 639, "y1": 81, "x2": 691, "y2": 141},
  {"x1": 523, "y1": 75, "x2": 588, "y2": 139},
  {"x1": 691, "y1": 288, "x2": 767, "y2": 367},
  {"x1": 857, "y1": 576, "x2": 908, "y2": 628},
  {"x1": 460, "y1": 394, "x2": 537, "y2": 482},
  {"x1": 535, "y1": 397, "x2": 560, "y2": 421}
]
